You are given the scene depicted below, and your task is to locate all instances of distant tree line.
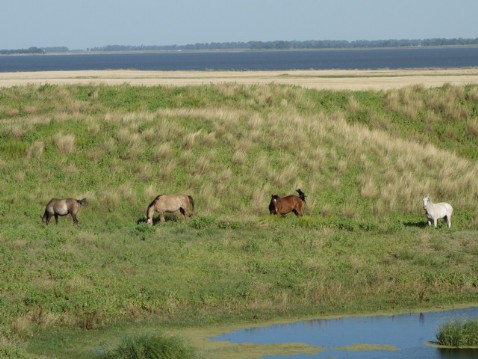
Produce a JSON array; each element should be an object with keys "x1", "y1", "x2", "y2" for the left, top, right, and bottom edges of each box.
[
  {"x1": 42, "y1": 46, "x2": 70, "y2": 53},
  {"x1": 0, "y1": 46, "x2": 70, "y2": 55},
  {"x1": 2, "y1": 39, "x2": 478, "y2": 54},
  {"x1": 0, "y1": 46, "x2": 45, "y2": 55},
  {"x1": 90, "y1": 38, "x2": 478, "y2": 52}
]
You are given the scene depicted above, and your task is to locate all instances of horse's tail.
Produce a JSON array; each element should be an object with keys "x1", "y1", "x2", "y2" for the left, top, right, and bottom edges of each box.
[
  {"x1": 77, "y1": 198, "x2": 87, "y2": 206},
  {"x1": 296, "y1": 189, "x2": 306, "y2": 202},
  {"x1": 188, "y1": 195, "x2": 195, "y2": 216}
]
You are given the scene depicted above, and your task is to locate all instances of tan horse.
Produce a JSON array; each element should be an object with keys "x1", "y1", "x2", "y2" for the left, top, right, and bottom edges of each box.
[
  {"x1": 146, "y1": 194, "x2": 194, "y2": 225},
  {"x1": 42, "y1": 198, "x2": 87, "y2": 225},
  {"x1": 269, "y1": 189, "x2": 306, "y2": 216}
]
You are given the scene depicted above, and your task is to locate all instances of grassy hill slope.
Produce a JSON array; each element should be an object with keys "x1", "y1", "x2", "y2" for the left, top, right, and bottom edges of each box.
[{"x1": 1, "y1": 83, "x2": 478, "y2": 357}]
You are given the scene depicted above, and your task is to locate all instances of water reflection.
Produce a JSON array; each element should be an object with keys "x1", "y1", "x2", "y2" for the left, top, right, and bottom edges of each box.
[{"x1": 211, "y1": 307, "x2": 478, "y2": 359}]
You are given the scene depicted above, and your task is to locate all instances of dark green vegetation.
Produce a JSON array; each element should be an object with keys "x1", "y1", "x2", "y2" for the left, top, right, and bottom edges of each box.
[
  {"x1": 102, "y1": 333, "x2": 198, "y2": 359},
  {"x1": 436, "y1": 319, "x2": 478, "y2": 347},
  {"x1": 0, "y1": 46, "x2": 46, "y2": 55},
  {"x1": 1, "y1": 83, "x2": 478, "y2": 358}
]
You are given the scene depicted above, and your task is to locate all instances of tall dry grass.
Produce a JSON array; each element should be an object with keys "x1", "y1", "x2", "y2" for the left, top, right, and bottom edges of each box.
[
  {"x1": 27, "y1": 141, "x2": 45, "y2": 158},
  {"x1": 1, "y1": 83, "x2": 478, "y2": 225},
  {"x1": 54, "y1": 133, "x2": 75, "y2": 153}
]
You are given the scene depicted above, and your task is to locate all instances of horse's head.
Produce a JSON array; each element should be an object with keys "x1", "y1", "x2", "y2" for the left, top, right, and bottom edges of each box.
[
  {"x1": 145, "y1": 207, "x2": 153, "y2": 226},
  {"x1": 269, "y1": 195, "x2": 279, "y2": 214},
  {"x1": 423, "y1": 196, "x2": 430, "y2": 209},
  {"x1": 145, "y1": 199, "x2": 158, "y2": 225}
]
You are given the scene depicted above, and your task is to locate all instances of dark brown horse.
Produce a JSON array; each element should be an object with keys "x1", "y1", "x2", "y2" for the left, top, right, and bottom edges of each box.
[
  {"x1": 146, "y1": 194, "x2": 195, "y2": 225},
  {"x1": 42, "y1": 198, "x2": 87, "y2": 225},
  {"x1": 269, "y1": 189, "x2": 306, "y2": 216}
]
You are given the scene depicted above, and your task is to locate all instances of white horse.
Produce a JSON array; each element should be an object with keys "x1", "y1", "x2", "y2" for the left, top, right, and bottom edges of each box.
[{"x1": 422, "y1": 196, "x2": 453, "y2": 228}]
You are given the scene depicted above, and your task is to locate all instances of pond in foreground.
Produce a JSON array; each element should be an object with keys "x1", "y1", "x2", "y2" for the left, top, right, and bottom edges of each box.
[{"x1": 211, "y1": 307, "x2": 478, "y2": 359}]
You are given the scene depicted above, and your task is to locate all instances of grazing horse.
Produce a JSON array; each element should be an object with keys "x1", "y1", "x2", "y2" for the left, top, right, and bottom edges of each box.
[
  {"x1": 146, "y1": 194, "x2": 194, "y2": 225},
  {"x1": 269, "y1": 189, "x2": 306, "y2": 217},
  {"x1": 42, "y1": 198, "x2": 87, "y2": 225},
  {"x1": 423, "y1": 196, "x2": 453, "y2": 228}
]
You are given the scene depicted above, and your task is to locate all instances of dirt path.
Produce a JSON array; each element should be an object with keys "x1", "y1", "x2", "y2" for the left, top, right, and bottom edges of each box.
[{"x1": 1, "y1": 68, "x2": 478, "y2": 90}]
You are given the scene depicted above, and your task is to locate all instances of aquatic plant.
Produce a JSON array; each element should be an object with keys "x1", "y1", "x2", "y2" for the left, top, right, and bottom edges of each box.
[{"x1": 436, "y1": 319, "x2": 478, "y2": 347}]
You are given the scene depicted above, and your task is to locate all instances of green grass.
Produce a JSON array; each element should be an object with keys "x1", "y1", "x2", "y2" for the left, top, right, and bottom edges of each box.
[
  {"x1": 1, "y1": 83, "x2": 478, "y2": 357},
  {"x1": 436, "y1": 319, "x2": 478, "y2": 347}
]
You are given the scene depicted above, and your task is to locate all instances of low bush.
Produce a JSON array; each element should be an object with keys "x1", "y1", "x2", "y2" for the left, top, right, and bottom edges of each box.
[{"x1": 102, "y1": 333, "x2": 198, "y2": 359}]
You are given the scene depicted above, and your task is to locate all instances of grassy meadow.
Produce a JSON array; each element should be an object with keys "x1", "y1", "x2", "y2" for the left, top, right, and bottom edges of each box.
[{"x1": 1, "y1": 82, "x2": 478, "y2": 358}]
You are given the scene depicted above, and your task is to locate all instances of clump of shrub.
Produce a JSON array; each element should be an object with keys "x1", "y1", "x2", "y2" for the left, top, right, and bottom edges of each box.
[
  {"x1": 102, "y1": 333, "x2": 198, "y2": 359},
  {"x1": 436, "y1": 319, "x2": 478, "y2": 347},
  {"x1": 189, "y1": 216, "x2": 217, "y2": 229},
  {"x1": 54, "y1": 133, "x2": 75, "y2": 153},
  {"x1": 0, "y1": 345, "x2": 31, "y2": 359},
  {"x1": 27, "y1": 140, "x2": 45, "y2": 158}
]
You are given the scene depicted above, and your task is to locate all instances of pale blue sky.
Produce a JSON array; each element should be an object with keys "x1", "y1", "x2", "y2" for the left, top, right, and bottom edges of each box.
[{"x1": 2, "y1": 0, "x2": 477, "y2": 50}]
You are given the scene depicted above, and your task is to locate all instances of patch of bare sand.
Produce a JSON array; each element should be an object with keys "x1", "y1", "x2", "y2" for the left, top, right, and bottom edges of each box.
[{"x1": 1, "y1": 68, "x2": 478, "y2": 90}]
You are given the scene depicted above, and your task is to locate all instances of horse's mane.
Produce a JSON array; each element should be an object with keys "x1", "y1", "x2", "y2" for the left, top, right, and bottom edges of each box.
[{"x1": 147, "y1": 195, "x2": 162, "y2": 209}]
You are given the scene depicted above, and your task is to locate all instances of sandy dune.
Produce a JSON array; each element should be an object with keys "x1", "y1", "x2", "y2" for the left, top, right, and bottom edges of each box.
[{"x1": 1, "y1": 68, "x2": 478, "y2": 91}]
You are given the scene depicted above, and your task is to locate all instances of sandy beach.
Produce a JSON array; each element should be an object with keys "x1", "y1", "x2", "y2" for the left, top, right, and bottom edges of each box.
[{"x1": 1, "y1": 68, "x2": 478, "y2": 91}]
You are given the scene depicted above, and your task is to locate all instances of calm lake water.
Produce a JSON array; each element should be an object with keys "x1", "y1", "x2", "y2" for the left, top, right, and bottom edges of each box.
[
  {"x1": 211, "y1": 307, "x2": 478, "y2": 359},
  {"x1": 1, "y1": 47, "x2": 478, "y2": 72}
]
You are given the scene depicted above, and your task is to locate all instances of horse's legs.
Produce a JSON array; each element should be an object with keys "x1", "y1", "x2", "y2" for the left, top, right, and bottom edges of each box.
[
  {"x1": 71, "y1": 213, "x2": 79, "y2": 224},
  {"x1": 54, "y1": 214, "x2": 59, "y2": 224},
  {"x1": 160, "y1": 212, "x2": 165, "y2": 222},
  {"x1": 433, "y1": 218, "x2": 438, "y2": 228}
]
